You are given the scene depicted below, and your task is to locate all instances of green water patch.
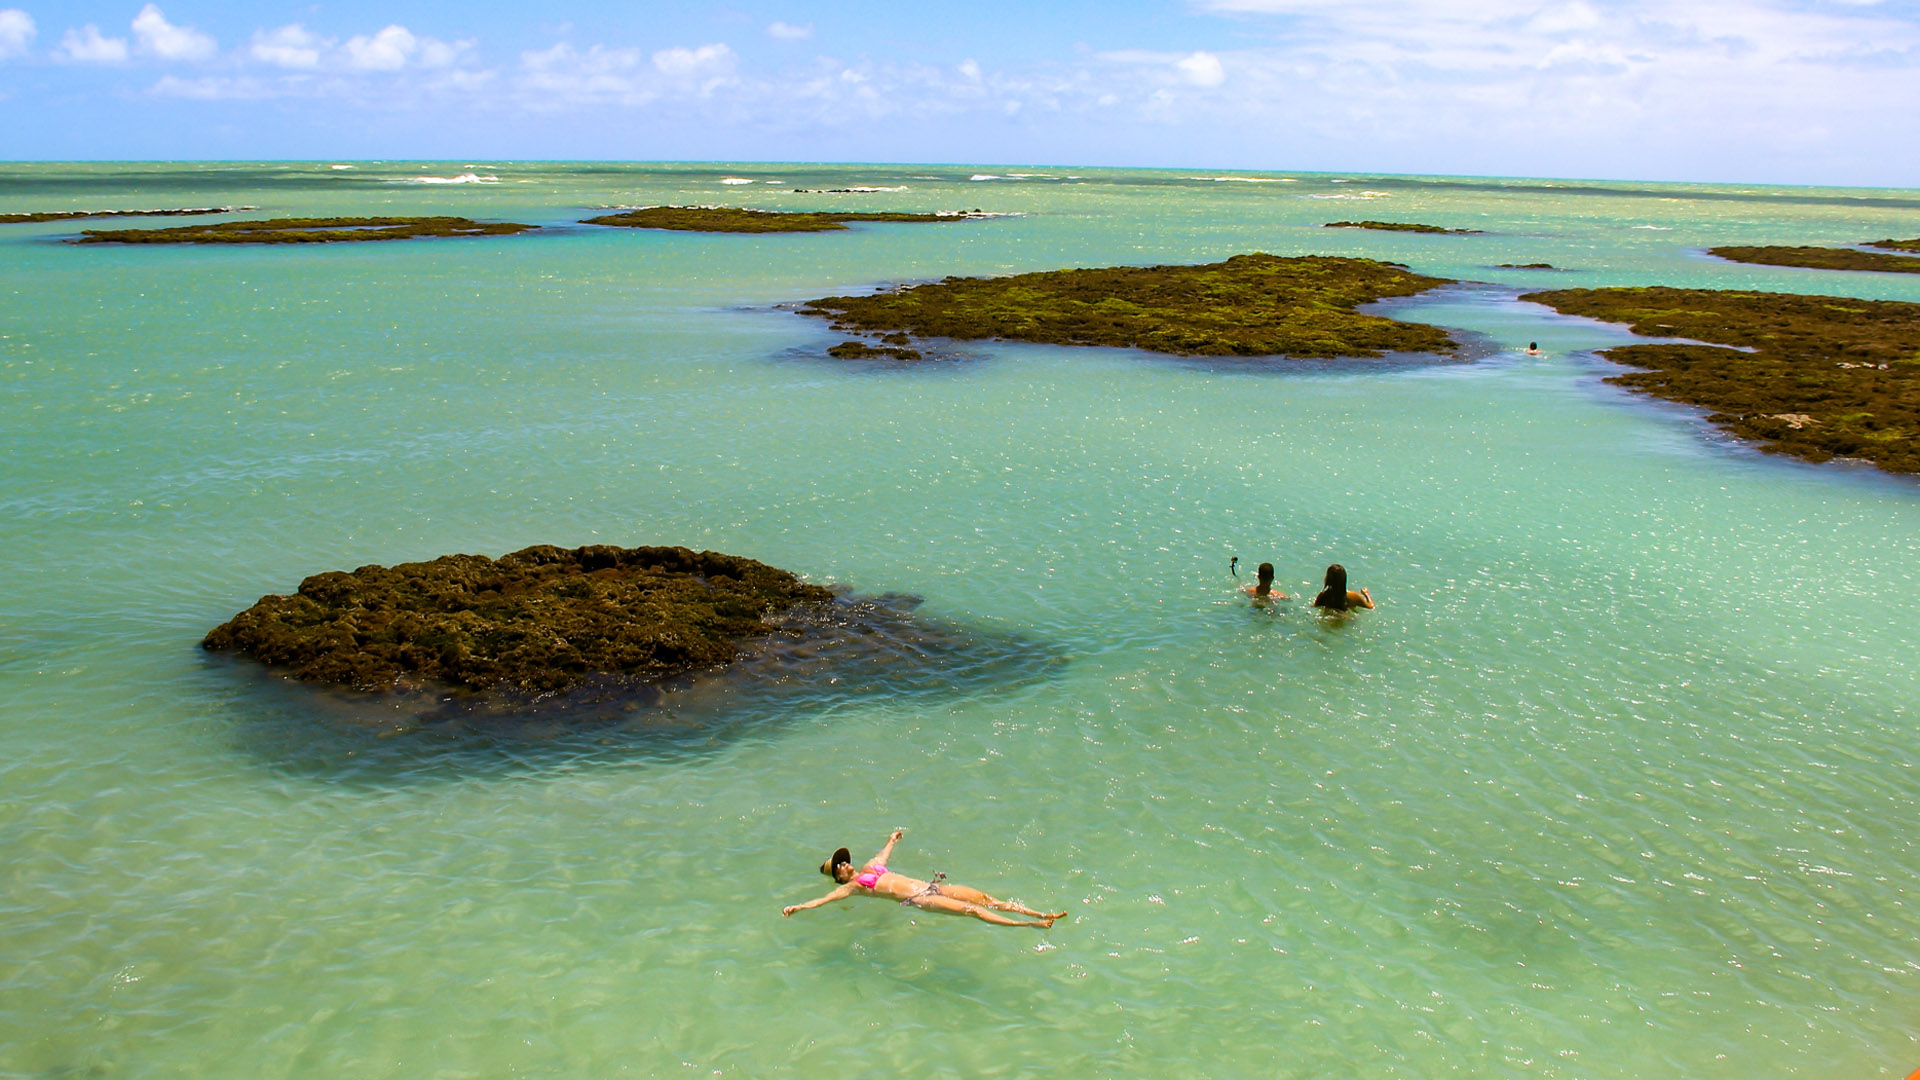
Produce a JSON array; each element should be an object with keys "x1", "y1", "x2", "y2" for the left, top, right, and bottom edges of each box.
[
  {"x1": 1325, "y1": 220, "x2": 1482, "y2": 235},
  {"x1": 1522, "y1": 286, "x2": 1920, "y2": 474},
  {"x1": 583, "y1": 206, "x2": 990, "y2": 233},
  {"x1": 204, "y1": 544, "x2": 833, "y2": 694},
  {"x1": 1867, "y1": 237, "x2": 1920, "y2": 253},
  {"x1": 74, "y1": 216, "x2": 537, "y2": 244},
  {"x1": 1709, "y1": 245, "x2": 1920, "y2": 274},
  {"x1": 799, "y1": 253, "x2": 1457, "y2": 360},
  {"x1": 1, "y1": 206, "x2": 242, "y2": 224}
]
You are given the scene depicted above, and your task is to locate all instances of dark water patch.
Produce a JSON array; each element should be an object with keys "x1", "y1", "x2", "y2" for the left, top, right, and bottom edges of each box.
[{"x1": 214, "y1": 592, "x2": 1065, "y2": 785}]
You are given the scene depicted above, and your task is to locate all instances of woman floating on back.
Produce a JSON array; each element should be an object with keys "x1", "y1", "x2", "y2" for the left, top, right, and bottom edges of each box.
[
  {"x1": 782, "y1": 830, "x2": 1066, "y2": 930},
  {"x1": 1311, "y1": 563, "x2": 1374, "y2": 611}
]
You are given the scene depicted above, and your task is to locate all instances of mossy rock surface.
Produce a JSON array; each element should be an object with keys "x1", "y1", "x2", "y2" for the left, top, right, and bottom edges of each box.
[
  {"x1": 583, "y1": 206, "x2": 984, "y2": 233},
  {"x1": 1709, "y1": 245, "x2": 1920, "y2": 274},
  {"x1": 827, "y1": 340, "x2": 924, "y2": 361},
  {"x1": 1326, "y1": 220, "x2": 1482, "y2": 235},
  {"x1": 801, "y1": 253, "x2": 1456, "y2": 359},
  {"x1": 1868, "y1": 238, "x2": 1920, "y2": 254},
  {"x1": 1523, "y1": 286, "x2": 1920, "y2": 474},
  {"x1": 2, "y1": 207, "x2": 236, "y2": 224},
  {"x1": 203, "y1": 544, "x2": 836, "y2": 692},
  {"x1": 1498, "y1": 263, "x2": 1557, "y2": 270},
  {"x1": 77, "y1": 216, "x2": 536, "y2": 244}
]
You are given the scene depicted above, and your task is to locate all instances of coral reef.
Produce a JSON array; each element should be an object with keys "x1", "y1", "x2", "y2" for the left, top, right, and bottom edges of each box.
[
  {"x1": 76, "y1": 216, "x2": 536, "y2": 244},
  {"x1": 1326, "y1": 220, "x2": 1482, "y2": 235},
  {"x1": 583, "y1": 207, "x2": 987, "y2": 233},
  {"x1": 203, "y1": 544, "x2": 836, "y2": 692},
  {"x1": 800, "y1": 254, "x2": 1457, "y2": 360},
  {"x1": 1709, "y1": 245, "x2": 1920, "y2": 274},
  {"x1": 1523, "y1": 286, "x2": 1920, "y2": 473}
]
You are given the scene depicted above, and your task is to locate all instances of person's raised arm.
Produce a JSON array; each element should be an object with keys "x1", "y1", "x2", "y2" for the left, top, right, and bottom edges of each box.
[
  {"x1": 782, "y1": 883, "x2": 854, "y2": 917},
  {"x1": 1355, "y1": 588, "x2": 1375, "y2": 609},
  {"x1": 867, "y1": 829, "x2": 904, "y2": 868}
]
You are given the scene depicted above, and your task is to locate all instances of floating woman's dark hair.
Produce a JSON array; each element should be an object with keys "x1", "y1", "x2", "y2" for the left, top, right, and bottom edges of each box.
[
  {"x1": 821, "y1": 847, "x2": 852, "y2": 879},
  {"x1": 1312, "y1": 564, "x2": 1349, "y2": 610}
]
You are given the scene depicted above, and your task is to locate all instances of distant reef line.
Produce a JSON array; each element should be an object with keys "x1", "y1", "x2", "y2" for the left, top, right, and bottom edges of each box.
[
  {"x1": 2, "y1": 207, "x2": 248, "y2": 224},
  {"x1": 74, "y1": 216, "x2": 537, "y2": 244},
  {"x1": 583, "y1": 206, "x2": 997, "y2": 233}
]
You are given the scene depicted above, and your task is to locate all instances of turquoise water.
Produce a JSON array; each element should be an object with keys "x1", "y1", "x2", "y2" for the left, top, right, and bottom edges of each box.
[{"x1": 3, "y1": 163, "x2": 1919, "y2": 1078}]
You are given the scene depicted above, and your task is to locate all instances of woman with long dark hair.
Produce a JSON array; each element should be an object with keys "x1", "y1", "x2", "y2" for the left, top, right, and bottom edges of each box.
[{"x1": 1310, "y1": 563, "x2": 1374, "y2": 611}]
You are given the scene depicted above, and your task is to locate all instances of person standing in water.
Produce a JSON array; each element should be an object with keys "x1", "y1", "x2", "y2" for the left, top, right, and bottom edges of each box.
[
  {"x1": 1244, "y1": 561, "x2": 1288, "y2": 602},
  {"x1": 1311, "y1": 563, "x2": 1374, "y2": 611},
  {"x1": 782, "y1": 830, "x2": 1066, "y2": 930}
]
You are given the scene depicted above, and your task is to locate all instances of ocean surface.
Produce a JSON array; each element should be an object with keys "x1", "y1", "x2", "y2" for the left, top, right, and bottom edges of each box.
[{"x1": 3, "y1": 162, "x2": 1918, "y2": 1078}]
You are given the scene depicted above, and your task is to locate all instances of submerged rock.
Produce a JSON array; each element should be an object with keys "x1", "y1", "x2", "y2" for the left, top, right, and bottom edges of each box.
[
  {"x1": 1521, "y1": 286, "x2": 1920, "y2": 474},
  {"x1": 203, "y1": 544, "x2": 835, "y2": 693},
  {"x1": 800, "y1": 253, "x2": 1457, "y2": 360},
  {"x1": 76, "y1": 216, "x2": 536, "y2": 244},
  {"x1": 827, "y1": 340, "x2": 924, "y2": 361}
]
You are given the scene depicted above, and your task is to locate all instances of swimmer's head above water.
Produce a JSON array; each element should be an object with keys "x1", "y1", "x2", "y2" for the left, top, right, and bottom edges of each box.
[{"x1": 821, "y1": 847, "x2": 854, "y2": 882}]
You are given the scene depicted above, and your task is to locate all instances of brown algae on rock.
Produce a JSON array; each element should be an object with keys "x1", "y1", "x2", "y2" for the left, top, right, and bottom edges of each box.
[
  {"x1": 827, "y1": 340, "x2": 925, "y2": 361},
  {"x1": 77, "y1": 216, "x2": 537, "y2": 244},
  {"x1": 1709, "y1": 245, "x2": 1920, "y2": 274},
  {"x1": 800, "y1": 254, "x2": 1457, "y2": 360},
  {"x1": 583, "y1": 206, "x2": 990, "y2": 233},
  {"x1": 1326, "y1": 220, "x2": 1482, "y2": 235},
  {"x1": 1522, "y1": 286, "x2": 1920, "y2": 474},
  {"x1": 1867, "y1": 238, "x2": 1920, "y2": 254},
  {"x1": 203, "y1": 544, "x2": 836, "y2": 693}
]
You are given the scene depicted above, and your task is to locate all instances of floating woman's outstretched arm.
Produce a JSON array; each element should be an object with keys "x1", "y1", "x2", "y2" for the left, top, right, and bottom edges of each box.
[
  {"x1": 782, "y1": 883, "x2": 855, "y2": 917},
  {"x1": 866, "y1": 829, "x2": 904, "y2": 868}
]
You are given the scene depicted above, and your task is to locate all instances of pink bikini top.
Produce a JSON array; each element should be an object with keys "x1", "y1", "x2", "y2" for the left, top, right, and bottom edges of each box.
[{"x1": 854, "y1": 864, "x2": 888, "y2": 889}]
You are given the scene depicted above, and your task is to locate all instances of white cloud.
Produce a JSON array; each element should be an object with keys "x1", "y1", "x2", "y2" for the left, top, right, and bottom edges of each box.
[
  {"x1": 958, "y1": 58, "x2": 982, "y2": 80},
  {"x1": 57, "y1": 24, "x2": 128, "y2": 63},
  {"x1": 131, "y1": 4, "x2": 215, "y2": 62},
  {"x1": 151, "y1": 73, "x2": 272, "y2": 99},
  {"x1": 340, "y1": 25, "x2": 470, "y2": 71},
  {"x1": 0, "y1": 9, "x2": 34, "y2": 60},
  {"x1": 345, "y1": 25, "x2": 417, "y2": 70},
  {"x1": 1177, "y1": 50, "x2": 1226, "y2": 85},
  {"x1": 767, "y1": 21, "x2": 813, "y2": 40},
  {"x1": 652, "y1": 42, "x2": 735, "y2": 79},
  {"x1": 250, "y1": 24, "x2": 323, "y2": 69}
]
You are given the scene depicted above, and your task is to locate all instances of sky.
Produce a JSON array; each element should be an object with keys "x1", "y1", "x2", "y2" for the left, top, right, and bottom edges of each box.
[{"x1": 1, "y1": 0, "x2": 1917, "y2": 185}]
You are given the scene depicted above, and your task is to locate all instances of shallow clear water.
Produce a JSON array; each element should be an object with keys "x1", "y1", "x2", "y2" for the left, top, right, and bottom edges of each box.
[{"x1": 3, "y1": 163, "x2": 1919, "y2": 1078}]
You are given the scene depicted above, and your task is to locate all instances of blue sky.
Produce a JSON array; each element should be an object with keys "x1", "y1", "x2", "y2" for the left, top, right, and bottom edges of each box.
[{"x1": 2, "y1": 0, "x2": 1917, "y2": 184}]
